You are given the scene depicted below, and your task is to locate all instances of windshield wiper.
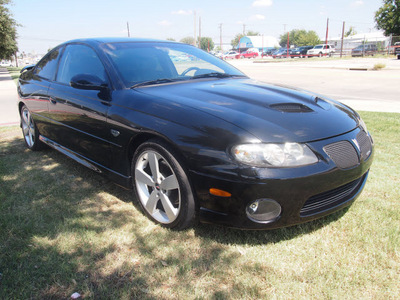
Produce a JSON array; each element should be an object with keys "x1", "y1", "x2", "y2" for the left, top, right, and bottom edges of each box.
[
  {"x1": 190, "y1": 72, "x2": 245, "y2": 80},
  {"x1": 130, "y1": 78, "x2": 185, "y2": 89}
]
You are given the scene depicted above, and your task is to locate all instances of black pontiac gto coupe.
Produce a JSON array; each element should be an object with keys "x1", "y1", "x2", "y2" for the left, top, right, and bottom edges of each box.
[{"x1": 18, "y1": 38, "x2": 374, "y2": 229}]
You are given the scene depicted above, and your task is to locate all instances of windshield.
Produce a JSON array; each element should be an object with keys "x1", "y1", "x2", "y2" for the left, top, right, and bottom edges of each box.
[
  {"x1": 314, "y1": 45, "x2": 323, "y2": 49},
  {"x1": 102, "y1": 42, "x2": 246, "y2": 87}
]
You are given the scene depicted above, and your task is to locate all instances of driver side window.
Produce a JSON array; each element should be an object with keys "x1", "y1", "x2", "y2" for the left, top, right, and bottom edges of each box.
[{"x1": 57, "y1": 44, "x2": 107, "y2": 85}]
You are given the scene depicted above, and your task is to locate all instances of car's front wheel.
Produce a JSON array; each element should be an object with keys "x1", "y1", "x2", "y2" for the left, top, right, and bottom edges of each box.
[
  {"x1": 20, "y1": 105, "x2": 44, "y2": 151},
  {"x1": 132, "y1": 139, "x2": 196, "y2": 230}
]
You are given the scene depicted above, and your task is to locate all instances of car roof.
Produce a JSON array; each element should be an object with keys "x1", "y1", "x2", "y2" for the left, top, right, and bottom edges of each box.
[{"x1": 61, "y1": 37, "x2": 178, "y2": 47}]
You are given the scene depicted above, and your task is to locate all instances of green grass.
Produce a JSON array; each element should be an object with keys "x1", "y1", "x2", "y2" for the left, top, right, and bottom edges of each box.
[
  {"x1": 6, "y1": 67, "x2": 22, "y2": 84},
  {"x1": 0, "y1": 112, "x2": 399, "y2": 299}
]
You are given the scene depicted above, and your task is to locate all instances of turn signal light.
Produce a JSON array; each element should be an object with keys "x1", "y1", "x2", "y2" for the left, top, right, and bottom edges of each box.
[{"x1": 209, "y1": 188, "x2": 231, "y2": 197}]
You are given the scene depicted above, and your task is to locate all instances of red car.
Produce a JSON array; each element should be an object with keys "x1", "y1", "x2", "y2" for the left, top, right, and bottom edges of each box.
[{"x1": 240, "y1": 50, "x2": 259, "y2": 59}]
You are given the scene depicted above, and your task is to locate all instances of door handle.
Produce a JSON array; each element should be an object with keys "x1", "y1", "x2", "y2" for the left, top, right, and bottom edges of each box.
[{"x1": 49, "y1": 97, "x2": 57, "y2": 104}]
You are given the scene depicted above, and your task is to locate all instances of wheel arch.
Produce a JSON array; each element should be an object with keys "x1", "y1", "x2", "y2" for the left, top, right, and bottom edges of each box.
[{"x1": 127, "y1": 131, "x2": 192, "y2": 178}]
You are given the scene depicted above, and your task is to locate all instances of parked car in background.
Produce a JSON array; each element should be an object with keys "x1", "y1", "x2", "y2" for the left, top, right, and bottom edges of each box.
[
  {"x1": 18, "y1": 37, "x2": 374, "y2": 230},
  {"x1": 394, "y1": 42, "x2": 400, "y2": 59},
  {"x1": 240, "y1": 49, "x2": 259, "y2": 59},
  {"x1": 291, "y1": 46, "x2": 314, "y2": 58},
  {"x1": 0, "y1": 60, "x2": 13, "y2": 67},
  {"x1": 214, "y1": 52, "x2": 223, "y2": 59},
  {"x1": 307, "y1": 44, "x2": 335, "y2": 57},
  {"x1": 261, "y1": 48, "x2": 277, "y2": 57},
  {"x1": 223, "y1": 51, "x2": 239, "y2": 59},
  {"x1": 351, "y1": 44, "x2": 378, "y2": 57},
  {"x1": 272, "y1": 49, "x2": 290, "y2": 59}
]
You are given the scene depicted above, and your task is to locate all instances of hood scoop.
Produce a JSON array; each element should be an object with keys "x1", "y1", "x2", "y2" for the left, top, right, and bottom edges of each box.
[{"x1": 270, "y1": 103, "x2": 314, "y2": 113}]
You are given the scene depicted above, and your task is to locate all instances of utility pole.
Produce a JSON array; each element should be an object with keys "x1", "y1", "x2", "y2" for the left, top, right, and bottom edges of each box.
[
  {"x1": 340, "y1": 21, "x2": 345, "y2": 58},
  {"x1": 287, "y1": 32, "x2": 290, "y2": 58},
  {"x1": 199, "y1": 16, "x2": 202, "y2": 48},
  {"x1": 325, "y1": 18, "x2": 329, "y2": 45},
  {"x1": 243, "y1": 24, "x2": 246, "y2": 35},
  {"x1": 219, "y1": 23, "x2": 222, "y2": 52},
  {"x1": 194, "y1": 11, "x2": 197, "y2": 47},
  {"x1": 127, "y1": 22, "x2": 130, "y2": 37}
]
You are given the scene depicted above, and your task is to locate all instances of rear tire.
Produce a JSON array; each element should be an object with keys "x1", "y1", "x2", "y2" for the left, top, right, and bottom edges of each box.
[
  {"x1": 20, "y1": 105, "x2": 44, "y2": 151},
  {"x1": 132, "y1": 139, "x2": 197, "y2": 230}
]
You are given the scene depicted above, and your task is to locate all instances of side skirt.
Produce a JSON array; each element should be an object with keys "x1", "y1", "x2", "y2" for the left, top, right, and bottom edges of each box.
[{"x1": 39, "y1": 135, "x2": 132, "y2": 189}]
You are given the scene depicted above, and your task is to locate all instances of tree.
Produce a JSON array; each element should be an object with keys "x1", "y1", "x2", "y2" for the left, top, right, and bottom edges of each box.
[
  {"x1": 0, "y1": 0, "x2": 18, "y2": 60},
  {"x1": 375, "y1": 0, "x2": 400, "y2": 36},
  {"x1": 345, "y1": 26, "x2": 357, "y2": 37},
  {"x1": 180, "y1": 36, "x2": 195, "y2": 45},
  {"x1": 230, "y1": 31, "x2": 260, "y2": 48},
  {"x1": 246, "y1": 30, "x2": 260, "y2": 36},
  {"x1": 166, "y1": 37, "x2": 176, "y2": 41},
  {"x1": 279, "y1": 29, "x2": 321, "y2": 47},
  {"x1": 231, "y1": 33, "x2": 244, "y2": 48},
  {"x1": 198, "y1": 37, "x2": 214, "y2": 51}
]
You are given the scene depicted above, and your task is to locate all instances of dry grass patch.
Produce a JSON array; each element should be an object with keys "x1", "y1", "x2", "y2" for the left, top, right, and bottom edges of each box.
[{"x1": 1, "y1": 112, "x2": 399, "y2": 299}]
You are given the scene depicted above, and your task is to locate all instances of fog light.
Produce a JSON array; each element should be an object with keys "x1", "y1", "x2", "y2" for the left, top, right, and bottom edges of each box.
[{"x1": 246, "y1": 199, "x2": 281, "y2": 223}]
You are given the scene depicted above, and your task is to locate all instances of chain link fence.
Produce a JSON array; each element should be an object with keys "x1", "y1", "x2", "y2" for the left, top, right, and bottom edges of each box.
[{"x1": 330, "y1": 35, "x2": 400, "y2": 57}]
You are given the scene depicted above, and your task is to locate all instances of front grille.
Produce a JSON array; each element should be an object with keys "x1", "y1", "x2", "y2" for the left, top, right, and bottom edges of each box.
[
  {"x1": 356, "y1": 130, "x2": 372, "y2": 161},
  {"x1": 323, "y1": 141, "x2": 359, "y2": 169},
  {"x1": 300, "y1": 174, "x2": 366, "y2": 217}
]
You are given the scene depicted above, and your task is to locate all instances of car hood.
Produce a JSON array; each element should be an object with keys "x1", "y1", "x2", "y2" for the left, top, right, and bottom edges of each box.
[{"x1": 135, "y1": 78, "x2": 359, "y2": 143}]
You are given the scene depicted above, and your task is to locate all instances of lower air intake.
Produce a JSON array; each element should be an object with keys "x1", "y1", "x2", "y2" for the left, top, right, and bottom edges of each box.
[{"x1": 300, "y1": 173, "x2": 367, "y2": 217}]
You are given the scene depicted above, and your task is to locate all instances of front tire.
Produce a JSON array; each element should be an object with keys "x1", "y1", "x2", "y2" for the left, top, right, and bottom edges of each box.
[
  {"x1": 132, "y1": 139, "x2": 196, "y2": 230},
  {"x1": 20, "y1": 105, "x2": 44, "y2": 151}
]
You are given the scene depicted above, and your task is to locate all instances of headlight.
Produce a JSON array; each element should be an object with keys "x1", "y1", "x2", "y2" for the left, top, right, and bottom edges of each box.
[
  {"x1": 232, "y1": 143, "x2": 318, "y2": 167},
  {"x1": 358, "y1": 117, "x2": 368, "y2": 133}
]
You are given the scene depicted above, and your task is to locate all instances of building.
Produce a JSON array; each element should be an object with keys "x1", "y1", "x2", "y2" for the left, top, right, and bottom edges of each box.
[
  {"x1": 328, "y1": 31, "x2": 390, "y2": 55},
  {"x1": 236, "y1": 35, "x2": 280, "y2": 52}
]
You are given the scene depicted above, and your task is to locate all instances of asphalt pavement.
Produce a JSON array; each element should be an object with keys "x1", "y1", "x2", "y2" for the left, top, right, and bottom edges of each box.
[
  {"x1": 230, "y1": 57, "x2": 400, "y2": 113},
  {"x1": 0, "y1": 58, "x2": 399, "y2": 128},
  {"x1": 0, "y1": 68, "x2": 20, "y2": 126}
]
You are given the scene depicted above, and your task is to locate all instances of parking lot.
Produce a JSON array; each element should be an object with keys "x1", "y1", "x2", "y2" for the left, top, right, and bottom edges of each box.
[{"x1": 229, "y1": 57, "x2": 400, "y2": 113}]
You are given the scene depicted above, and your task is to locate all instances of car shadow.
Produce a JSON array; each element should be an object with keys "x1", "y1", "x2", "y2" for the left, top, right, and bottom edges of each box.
[{"x1": 192, "y1": 208, "x2": 349, "y2": 245}]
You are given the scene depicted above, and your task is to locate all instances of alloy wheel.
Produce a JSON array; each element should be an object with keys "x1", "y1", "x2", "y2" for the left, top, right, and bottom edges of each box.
[
  {"x1": 21, "y1": 107, "x2": 35, "y2": 148},
  {"x1": 135, "y1": 150, "x2": 181, "y2": 224}
]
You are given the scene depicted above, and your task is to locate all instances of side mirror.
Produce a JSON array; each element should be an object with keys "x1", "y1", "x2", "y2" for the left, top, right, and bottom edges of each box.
[
  {"x1": 70, "y1": 74, "x2": 108, "y2": 90},
  {"x1": 20, "y1": 64, "x2": 35, "y2": 73}
]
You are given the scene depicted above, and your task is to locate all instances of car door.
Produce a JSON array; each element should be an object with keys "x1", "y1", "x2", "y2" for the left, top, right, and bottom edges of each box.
[{"x1": 47, "y1": 43, "x2": 113, "y2": 169}]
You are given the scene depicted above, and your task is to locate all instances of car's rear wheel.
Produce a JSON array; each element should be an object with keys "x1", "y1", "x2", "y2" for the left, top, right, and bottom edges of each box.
[
  {"x1": 20, "y1": 105, "x2": 44, "y2": 151},
  {"x1": 132, "y1": 139, "x2": 196, "y2": 230}
]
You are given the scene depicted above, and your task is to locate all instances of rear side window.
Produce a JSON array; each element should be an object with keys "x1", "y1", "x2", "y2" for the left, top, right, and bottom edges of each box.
[
  {"x1": 34, "y1": 47, "x2": 62, "y2": 80},
  {"x1": 57, "y1": 44, "x2": 107, "y2": 85}
]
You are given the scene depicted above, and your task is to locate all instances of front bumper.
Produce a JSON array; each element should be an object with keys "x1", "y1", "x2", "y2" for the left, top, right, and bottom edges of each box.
[{"x1": 190, "y1": 127, "x2": 374, "y2": 229}]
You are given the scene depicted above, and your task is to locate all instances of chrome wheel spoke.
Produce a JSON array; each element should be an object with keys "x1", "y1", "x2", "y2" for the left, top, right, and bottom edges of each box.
[
  {"x1": 148, "y1": 152, "x2": 161, "y2": 182},
  {"x1": 160, "y1": 174, "x2": 179, "y2": 191},
  {"x1": 135, "y1": 168, "x2": 155, "y2": 187},
  {"x1": 145, "y1": 191, "x2": 159, "y2": 214},
  {"x1": 159, "y1": 192, "x2": 178, "y2": 220},
  {"x1": 22, "y1": 125, "x2": 29, "y2": 136},
  {"x1": 28, "y1": 130, "x2": 34, "y2": 145}
]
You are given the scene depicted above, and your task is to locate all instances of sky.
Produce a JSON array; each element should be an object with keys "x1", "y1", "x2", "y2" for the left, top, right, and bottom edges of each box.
[{"x1": 9, "y1": 0, "x2": 384, "y2": 54}]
